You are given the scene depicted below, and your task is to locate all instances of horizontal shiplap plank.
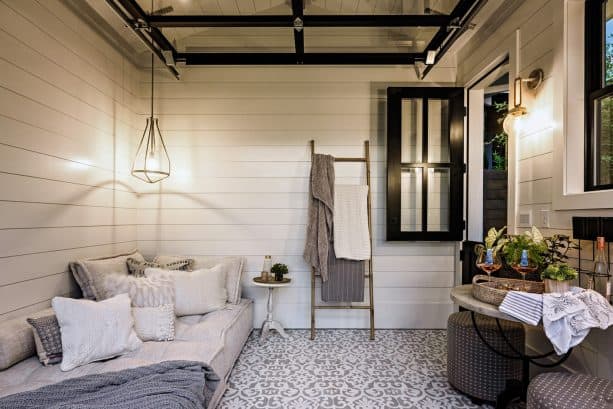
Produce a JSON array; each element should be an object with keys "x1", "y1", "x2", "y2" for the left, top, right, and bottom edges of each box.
[
  {"x1": 0, "y1": 272, "x2": 77, "y2": 316},
  {"x1": 0, "y1": 241, "x2": 138, "y2": 287},
  {"x1": 518, "y1": 178, "x2": 552, "y2": 205},
  {"x1": 156, "y1": 113, "x2": 380, "y2": 132},
  {"x1": 139, "y1": 239, "x2": 454, "y2": 262},
  {"x1": 151, "y1": 82, "x2": 386, "y2": 99},
  {"x1": 0, "y1": 198, "x2": 137, "y2": 229},
  {"x1": 518, "y1": 152, "x2": 553, "y2": 183},
  {"x1": 146, "y1": 66, "x2": 455, "y2": 84},
  {"x1": 243, "y1": 286, "x2": 452, "y2": 305},
  {"x1": 147, "y1": 97, "x2": 382, "y2": 116},
  {"x1": 0, "y1": 225, "x2": 137, "y2": 258},
  {"x1": 251, "y1": 302, "x2": 455, "y2": 329},
  {"x1": 0, "y1": 142, "x2": 135, "y2": 193},
  {"x1": 0, "y1": 173, "x2": 136, "y2": 208},
  {"x1": 242, "y1": 270, "x2": 454, "y2": 289}
]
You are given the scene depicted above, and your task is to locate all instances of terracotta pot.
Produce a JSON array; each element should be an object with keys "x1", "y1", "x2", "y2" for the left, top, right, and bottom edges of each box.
[{"x1": 543, "y1": 279, "x2": 572, "y2": 294}]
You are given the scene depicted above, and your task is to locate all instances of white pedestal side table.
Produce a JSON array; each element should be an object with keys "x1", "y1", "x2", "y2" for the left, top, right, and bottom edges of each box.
[{"x1": 252, "y1": 277, "x2": 291, "y2": 341}]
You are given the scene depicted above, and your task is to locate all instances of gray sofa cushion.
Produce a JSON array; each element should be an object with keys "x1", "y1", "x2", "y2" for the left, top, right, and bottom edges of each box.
[
  {"x1": 0, "y1": 308, "x2": 54, "y2": 370},
  {"x1": 26, "y1": 316, "x2": 62, "y2": 366},
  {"x1": 69, "y1": 250, "x2": 145, "y2": 300},
  {"x1": 0, "y1": 300, "x2": 254, "y2": 409},
  {"x1": 154, "y1": 255, "x2": 245, "y2": 305}
]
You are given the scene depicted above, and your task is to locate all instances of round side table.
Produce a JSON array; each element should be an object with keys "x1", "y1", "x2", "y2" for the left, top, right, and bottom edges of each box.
[{"x1": 252, "y1": 277, "x2": 291, "y2": 341}]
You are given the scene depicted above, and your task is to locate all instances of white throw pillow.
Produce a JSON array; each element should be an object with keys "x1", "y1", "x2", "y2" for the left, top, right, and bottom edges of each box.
[
  {"x1": 52, "y1": 294, "x2": 142, "y2": 371},
  {"x1": 146, "y1": 265, "x2": 227, "y2": 316},
  {"x1": 154, "y1": 255, "x2": 244, "y2": 304},
  {"x1": 101, "y1": 273, "x2": 174, "y2": 307},
  {"x1": 132, "y1": 305, "x2": 175, "y2": 342}
]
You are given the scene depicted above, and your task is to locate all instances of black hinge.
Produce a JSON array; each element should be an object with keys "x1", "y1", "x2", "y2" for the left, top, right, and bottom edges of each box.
[
  {"x1": 462, "y1": 163, "x2": 467, "y2": 173},
  {"x1": 459, "y1": 249, "x2": 465, "y2": 261},
  {"x1": 463, "y1": 106, "x2": 467, "y2": 116},
  {"x1": 462, "y1": 220, "x2": 466, "y2": 230}
]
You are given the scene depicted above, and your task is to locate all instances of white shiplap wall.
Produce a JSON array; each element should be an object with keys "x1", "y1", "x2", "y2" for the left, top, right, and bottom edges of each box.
[
  {"x1": 136, "y1": 64, "x2": 461, "y2": 329},
  {"x1": 458, "y1": 0, "x2": 613, "y2": 379},
  {"x1": 0, "y1": 0, "x2": 141, "y2": 320}
]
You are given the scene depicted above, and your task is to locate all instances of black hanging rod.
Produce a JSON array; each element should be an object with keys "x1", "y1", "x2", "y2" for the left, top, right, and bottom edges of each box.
[
  {"x1": 147, "y1": 14, "x2": 451, "y2": 28},
  {"x1": 176, "y1": 52, "x2": 420, "y2": 65}
]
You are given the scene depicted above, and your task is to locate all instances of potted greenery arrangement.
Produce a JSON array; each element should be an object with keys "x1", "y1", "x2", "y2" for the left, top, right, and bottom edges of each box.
[
  {"x1": 271, "y1": 263, "x2": 289, "y2": 281},
  {"x1": 502, "y1": 226, "x2": 548, "y2": 278},
  {"x1": 541, "y1": 263, "x2": 578, "y2": 293}
]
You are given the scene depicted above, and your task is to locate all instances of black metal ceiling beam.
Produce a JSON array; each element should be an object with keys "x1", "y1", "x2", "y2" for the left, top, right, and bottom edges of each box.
[
  {"x1": 291, "y1": 0, "x2": 304, "y2": 63},
  {"x1": 113, "y1": 0, "x2": 178, "y2": 57},
  {"x1": 147, "y1": 14, "x2": 450, "y2": 28},
  {"x1": 421, "y1": 0, "x2": 487, "y2": 79},
  {"x1": 105, "y1": 0, "x2": 180, "y2": 78},
  {"x1": 177, "y1": 52, "x2": 420, "y2": 65}
]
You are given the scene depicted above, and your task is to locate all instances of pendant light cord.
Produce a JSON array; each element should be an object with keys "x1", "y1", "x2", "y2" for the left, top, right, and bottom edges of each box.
[
  {"x1": 150, "y1": 0, "x2": 154, "y2": 119},
  {"x1": 151, "y1": 52, "x2": 154, "y2": 118}
]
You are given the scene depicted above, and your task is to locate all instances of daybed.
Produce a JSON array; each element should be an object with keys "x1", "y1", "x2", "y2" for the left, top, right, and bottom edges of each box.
[{"x1": 0, "y1": 251, "x2": 253, "y2": 409}]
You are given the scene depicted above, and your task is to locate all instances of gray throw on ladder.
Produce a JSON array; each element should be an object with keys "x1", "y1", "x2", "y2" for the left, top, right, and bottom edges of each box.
[{"x1": 303, "y1": 153, "x2": 335, "y2": 282}]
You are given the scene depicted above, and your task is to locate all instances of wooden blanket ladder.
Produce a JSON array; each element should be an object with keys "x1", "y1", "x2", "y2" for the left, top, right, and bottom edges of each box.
[{"x1": 309, "y1": 140, "x2": 375, "y2": 340}]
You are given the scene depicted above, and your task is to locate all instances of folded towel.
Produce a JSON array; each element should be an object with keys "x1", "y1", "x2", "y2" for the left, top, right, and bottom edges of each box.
[
  {"x1": 333, "y1": 185, "x2": 371, "y2": 261},
  {"x1": 321, "y1": 245, "x2": 365, "y2": 302},
  {"x1": 499, "y1": 291, "x2": 543, "y2": 326},
  {"x1": 303, "y1": 154, "x2": 335, "y2": 282}
]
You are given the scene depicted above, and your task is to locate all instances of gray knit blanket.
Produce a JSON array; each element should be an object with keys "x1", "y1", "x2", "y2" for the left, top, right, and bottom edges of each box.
[
  {"x1": 0, "y1": 360, "x2": 220, "y2": 409},
  {"x1": 304, "y1": 153, "x2": 335, "y2": 282}
]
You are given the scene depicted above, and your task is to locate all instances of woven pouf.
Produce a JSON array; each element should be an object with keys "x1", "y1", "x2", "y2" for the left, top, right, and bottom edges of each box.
[
  {"x1": 447, "y1": 311, "x2": 525, "y2": 402},
  {"x1": 527, "y1": 372, "x2": 613, "y2": 409}
]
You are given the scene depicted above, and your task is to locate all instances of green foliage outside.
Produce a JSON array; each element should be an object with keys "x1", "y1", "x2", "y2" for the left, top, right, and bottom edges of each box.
[
  {"x1": 599, "y1": 33, "x2": 613, "y2": 184},
  {"x1": 485, "y1": 100, "x2": 508, "y2": 171}
]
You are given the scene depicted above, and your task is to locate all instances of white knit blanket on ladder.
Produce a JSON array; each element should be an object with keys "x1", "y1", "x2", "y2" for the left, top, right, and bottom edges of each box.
[{"x1": 333, "y1": 184, "x2": 371, "y2": 260}]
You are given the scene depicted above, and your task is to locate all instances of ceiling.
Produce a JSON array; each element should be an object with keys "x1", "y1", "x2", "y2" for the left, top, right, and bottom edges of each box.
[
  {"x1": 88, "y1": 0, "x2": 490, "y2": 77},
  {"x1": 141, "y1": 0, "x2": 457, "y2": 54}
]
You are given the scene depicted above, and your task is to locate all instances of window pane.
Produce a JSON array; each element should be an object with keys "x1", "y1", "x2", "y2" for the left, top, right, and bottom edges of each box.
[
  {"x1": 606, "y1": 0, "x2": 613, "y2": 85},
  {"x1": 400, "y1": 168, "x2": 422, "y2": 232},
  {"x1": 427, "y1": 99, "x2": 450, "y2": 162},
  {"x1": 427, "y1": 168, "x2": 450, "y2": 232},
  {"x1": 594, "y1": 94, "x2": 613, "y2": 185},
  {"x1": 401, "y1": 99, "x2": 422, "y2": 163}
]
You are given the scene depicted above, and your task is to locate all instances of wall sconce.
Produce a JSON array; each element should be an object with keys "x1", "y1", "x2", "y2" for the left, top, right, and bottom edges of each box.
[{"x1": 508, "y1": 68, "x2": 544, "y2": 117}]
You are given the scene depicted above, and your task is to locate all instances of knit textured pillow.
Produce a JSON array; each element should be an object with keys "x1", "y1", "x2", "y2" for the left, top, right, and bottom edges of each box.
[
  {"x1": 132, "y1": 304, "x2": 175, "y2": 342},
  {"x1": 126, "y1": 257, "x2": 194, "y2": 277},
  {"x1": 101, "y1": 274, "x2": 174, "y2": 307},
  {"x1": 26, "y1": 315, "x2": 62, "y2": 366}
]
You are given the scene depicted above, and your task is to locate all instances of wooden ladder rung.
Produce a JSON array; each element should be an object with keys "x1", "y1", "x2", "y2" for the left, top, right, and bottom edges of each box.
[{"x1": 314, "y1": 305, "x2": 371, "y2": 310}]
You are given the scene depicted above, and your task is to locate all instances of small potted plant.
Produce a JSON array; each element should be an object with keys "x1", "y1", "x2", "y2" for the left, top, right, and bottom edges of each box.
[
  {"x1": 271, "y1": 263, "x2": 288, "y2": 281},
  {"x1": 541, "y1": 263, "x2": 578, "y2": 293}
]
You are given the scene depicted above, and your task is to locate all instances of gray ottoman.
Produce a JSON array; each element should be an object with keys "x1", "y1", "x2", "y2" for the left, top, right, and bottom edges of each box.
[
  {"x1": 447, "y1": 311, "x2": 525, "y2": 402},
  {"x1": 527, "y1": 372, "x2": 613, "y2": 409}
]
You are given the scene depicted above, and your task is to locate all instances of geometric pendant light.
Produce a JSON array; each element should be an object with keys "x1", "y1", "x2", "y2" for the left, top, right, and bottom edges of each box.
[{"x1": 131, "y1": 53, "x2": 171, "y2": 183}]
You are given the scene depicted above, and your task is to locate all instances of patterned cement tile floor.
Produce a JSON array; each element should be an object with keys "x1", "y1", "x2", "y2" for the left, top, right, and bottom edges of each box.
[{"x1": 218, "y1": 329, "x2": 516, "y2": 409}]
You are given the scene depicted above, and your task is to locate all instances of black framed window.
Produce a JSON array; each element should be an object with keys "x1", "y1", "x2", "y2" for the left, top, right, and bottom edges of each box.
[
  {"x1": 586, "y1": 0, "x2": 613, "y2": 190},
  {"x1": 387, "y1": 87, "x2": 464, "y2": 241}
]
